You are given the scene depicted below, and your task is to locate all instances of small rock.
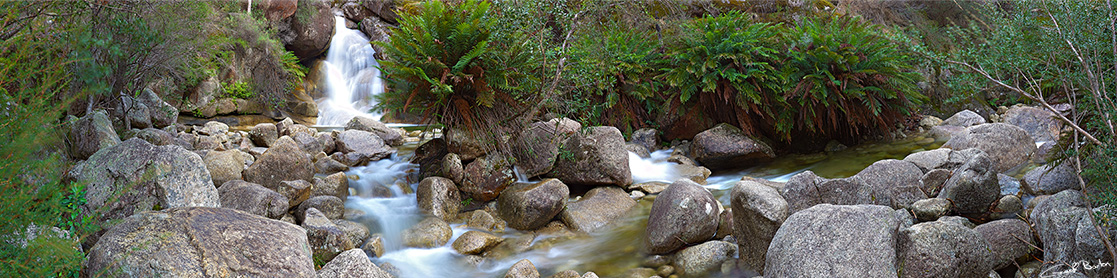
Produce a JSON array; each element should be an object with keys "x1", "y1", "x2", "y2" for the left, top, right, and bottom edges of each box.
[
  {"x1": 910, "y1": 198, "x2": 952, "y2": 222},
  {"x1": 361, "y1": 234, "x2": 385, "y2": 258},
  {"x1": 560, "y1": 186, "x2": 636, "y2": 233},
  {"x1": 630, "y1": 128, "x2": 659, "y2": 153},
  {"x1": 674, "y1": 241, "x2": 738, "y2": 278},
  {"x1": 277, "y1": 180, "x2": 313, "y2": 209},
  {"x1": 313, "y1": 172, "x2": 350, "y2": 200},
  {"x1": 941, "y1": 109, "x2": 986, "y2": 127},
  {"x1": 417, "y1": 177, "x2": 462, "y2": 221},
  {"x1": 505, "y1": 259, "x2": 540, "y2": 278},
  {"x1": 334, "y1": 219, "x2": 371, "y2": 248},
  {"x1": 302, "y1": 208, "x2": 355, "y2": 262},
  {"x1": 249, "y1": 123, "x2": 278, "y2": 147},
  {"x1": 452, "y1": 230, "x2": 504, "y2": 255},
  {"x1": 402, "y1": 217, "x2": 452, "y2": 248},
  {"x1": 204, "y1": 149, "x2": 251, "y2": 187},
  {"x1": 316, "y1": 249, "x2": 392, "y2": 278},
  {"x1": 218, "y1": 180, "x2": 288, "y2": 219},
  {"x1": 296, "y1": 195, "x2": 345, "y2": 222},
  {"x1": 995, "y1": 195, "x2": 1023, "y2": 215},
  {"x1": 690, "y1": 123, "x2": 775, "y2": 170}
]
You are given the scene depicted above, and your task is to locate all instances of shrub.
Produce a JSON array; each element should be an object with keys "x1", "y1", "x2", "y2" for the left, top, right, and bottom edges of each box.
[
  {"x1": 376, "y1": 0, "x2": 541, "y2": 148},
  {"x1": 564, "y1": 22, "x2": 667, "y2": 133}
]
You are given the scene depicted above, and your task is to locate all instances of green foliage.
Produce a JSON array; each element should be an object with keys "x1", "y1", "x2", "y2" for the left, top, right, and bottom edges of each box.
[
  {"x1": 565, "y1": 21, "x2": 667, "y2": 132},
  {"x1": 0, "y1": 3, "x2": 94, "y2": 277},
  {"x1": 223, "y1": 81, "x2": 255, "y2": 99},
  {"x1": 377, "y1": 0, "x2": 541, "y2": 147}
]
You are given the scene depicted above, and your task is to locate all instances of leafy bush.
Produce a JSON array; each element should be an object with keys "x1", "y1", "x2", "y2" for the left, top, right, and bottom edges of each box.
[
  {"x1": 376, "y1": 0, "x2": 541, "y2": 147},
  {"x1": 779, "y1": 15, "x2": 924, "y2": 139},
  {"x1": 564, "y1": 22, "x2": 667, "y2": 132},
  {"x1": 223, "y1": 81, "x2": 254, "y2": 99}
]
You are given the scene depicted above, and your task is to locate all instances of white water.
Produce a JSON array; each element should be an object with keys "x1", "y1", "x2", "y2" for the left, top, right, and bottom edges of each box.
[
  {"x1": 316, "y1": 16, "x2": 384, "y2": 126},
  {"x1": 628, "y1": 150, "x2": 680, "y2": 184}
]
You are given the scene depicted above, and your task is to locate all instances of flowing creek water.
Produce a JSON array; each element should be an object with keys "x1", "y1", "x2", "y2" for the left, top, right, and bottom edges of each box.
[
  {"x1": 316, "y1": 16, "x2": 385, "y2": 126},
  {"x1": 336, "y1": 135, "x2": 943, "y2": 277}
]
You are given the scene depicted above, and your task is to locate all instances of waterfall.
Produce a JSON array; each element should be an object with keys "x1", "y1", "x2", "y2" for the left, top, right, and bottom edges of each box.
[{"x1": 316, "y1": 16, "x2": 384, "y2": 126}]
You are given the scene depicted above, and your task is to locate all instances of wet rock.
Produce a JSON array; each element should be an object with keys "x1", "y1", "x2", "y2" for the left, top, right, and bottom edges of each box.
[
  {"x1": 942, "y1": 109, "x2": 986, "y2": 127},
  {"x1": 943, "y1": 123, "x2": 1037, "y2": 173},
  {"x1": 85, "y1": 207, "x2": 314, "y2": 277},
  {"x1": 303, "y1": 208, "x2": 355, "y2": 262},
  {"x1": 218, "y1": 180, "x2": 288, "y2": 219},
  {"x1": 645, "y1": 179, "x2": 720, "y2": 254},
  {"x1": 630, "y1": 128, "x2": 659, "y2": 152},
  {"x1": 1031, "y1": 190, "x2": 1114, "y2": 276},
  {"x1": 498, "y1": 179, "x2": 569, "y2": 230},
  {"x1": 70, "y1": 138, "x2": 219, "y2": 244},
  {"x1": 296, "y1": 195, "x2": 345, "y2": 222},
  {"x1": 765, "y1": 204, "x2": 900, "y2": 277},
  {"x1": 920, "y1": 169, "x2": 951, "y2": 196},
  {"x1": 69, "y1": 110, "x2": 120, "y2": 160},
  {"x1": 617, "y1": 268, "x2": 656, "y2": 278},
  {"x1": 560, "y1": 186, "x2": 636, "y2": 233},
  {"x1": 545, "y1": 126, "x2": 632, "y2": 187},
  {"x1": 898, "y1": 219, "x2": 994, "y2": 278},
  {"x1": 1022, "y1": 162, "x2": 1079, "y2": 195},
  {"x1": 630, "y1": 181, "x2": 669, "y2": 195},
  {"x1": 731, "y1": 180, "x2": 789, "y2": 271},
  {"x1": 677, "y1": 164, "x2": 713, "y2": 185},
  {"x1": 626, "y1": 143, "x2": 651, "y2": 158},
  {"x1": 276, "y1": 0, "x2": 333, "y2": 61},
  {"x1": 402, "y1": 217, "x2": 453, "y2": 248},
  {"x1": 316, "y1": 249, "x2": 392, "y2": 278},
  {"x1": 334, "y1": 130, "x2": 394, "y2": 165},
  {"x1": 313, "y1": 172, "x2": 350, "y2": 200},
  {"x1": 782, "y1": 159, "x2": 928, "y2": 213},
  {"x1": 505, "y1": 259, "x2": 540, "y2": 278},
  {"x1": 417, "y1": 176, "x2": 462, "y2": 221},
  {"x1": 249, "y1": 123, "x2": 278, "y2": 147},
  {"x1": 203, "y1": 149, "x2": 251, "y2": 187},
  {"x1": 461, "y1": 152, "x2": 516, "y2": 202},
  {"x1": 938, "y1": 152, "x2": 999, "y2": 215},
  {"x1": 452, "y1": 230, "x2": 504, "y2": 255},
  {"x1": 911, "y1": 198, "x2": 952, "y2": 222},
  {"x1": 346, "y1": 116, "x2": 403, "y2": 146},
  {"x1": 335, "y1": 219, "x2": 371, "y2": 248},
  {"x1": 465, "y1": 210, "x2": 498, "y2": 232},
  {"x1": 277, "y1": 180, "x2": 312, "y2": 209},
  {"x1": 999, "y1": 174, "x2": 1023, "y2": 196},
  {"x1": 243, "y1": 136, "x2": 314, "y2": 190},
  {"x1": 361, "y1": 234, "x2": 385, "y2": 258},
  {"x1": 690, "y1": 123, "x2": 775, "y2": 170},
  {"x1": 974, "y1": 219, "x2": 1035, "y2": 270},
  {"x1": 674, "y1": 240, "x2": 738, "y2": 278}
]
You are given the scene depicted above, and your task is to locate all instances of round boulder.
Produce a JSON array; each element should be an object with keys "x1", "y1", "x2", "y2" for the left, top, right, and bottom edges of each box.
[
  {"x1": 645, "y1": 179, "x2": 720, "y2": 254},
  {"x1": 316, "y1": 248, "x2": 392, "y2": 278},
  {"x1": 417, "y1": 177, "x2": 462, "y2": 221},
  {"x1": 218, "y1": 180, "x2": 288, "y2": 219},
  {"x1": 673, "y1": 240, "x2": 738, "y2": 278},
  {"x1": 690, "y1": 123, "x2": 775, "y2": 170},
  {"x1": 942, "y1": 123, "x2": 1037, "y2": 173},
  {"x1": 497, "y1": 179, "x2": 569, "y2": 230},
  {"x1": 402, "y1": 217, "x2": 453, "y2": 248},
  {"x1": 68, "y1": 110, "x2": 120, "y2": 160},
  {"x1": 544, "y1": 126, "x2": 632, "y2": 187},
  {"x1": 452, "y1": 230, "x2": 504, "y2": 255},
  {"x1": 897, "y1": 219, "x2": 994, "y2": 278},
  {"x1": 938, "y1": 152, "x2": 999, "y2": 215},
  {"x1": 243, "y1": 136, "x2": 314, "y2": 190}
]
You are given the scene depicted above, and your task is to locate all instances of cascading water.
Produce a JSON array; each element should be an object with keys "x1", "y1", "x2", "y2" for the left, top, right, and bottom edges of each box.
[{"x1": 316, "y1": 16, "x2": 384, "y2": 126}]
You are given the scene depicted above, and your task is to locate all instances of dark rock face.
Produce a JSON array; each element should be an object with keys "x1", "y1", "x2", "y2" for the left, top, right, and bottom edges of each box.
[
  {"x1": 942, "y1": 123, "x2": 1037, "y2": 173},
  {"x1": 690, "y1": 123, "x2": 775, "y2": 170},
  {"x1": 244, "y1": 136, "x2": 314, "y2": 190},
  {"x1": 545, "y1": 126, "x2": 632, "y2": 187},
  {"x1": 560, "y1": 186, "x2": 636, "y2": 233},
  {"x1": 645, "y1": 179, "x2": 720, "y2": 254},
  {"x1": 781, "y1": 159, "x2": 927, "y2": 213},
  {"x1": 85, "y1": 207, "x2": 315, "y2": 277},
  {"x1": 510, "y1": 118, "x2": 581, "y2": 178},
  {"x1": 460, "y1": 153, "x2": 516, "y2": 202},
  {"x1": 69, "y1": 110, "x2": 120, "y2": 160},
  {"x1": 731, "y1": 180, "x2": 789, "y2": 272},
  {"x1": 1023, "y1": 162, "x2": 1079, "y2": 195},
  {"x1": 897, "y1": 219, "x2": 994, "y2": 278},
  {"x1": 938, "y1": 152, "x2": 999, "y2": 215},
  {"x1": 69, "y1": 138, "x2": 219, "y2": 245},
  {"x1": 765, "y1": 204, "x2": 900, "y2": 277},
  {"x1": 218, "y1": 180, "x2": 288, "y2": 219},
  {"x1": 497, "y1": 179, "x2": 569, "y2": 231},
  {"x1": 416, "y1": 177, "x2": 462, "y2": 221},
  {"x1": 277, "y1": 0, "x2": 334, "y2": 61},
  {"x1": 629, "y1": 128, "x2": 659, "y2": 153}
]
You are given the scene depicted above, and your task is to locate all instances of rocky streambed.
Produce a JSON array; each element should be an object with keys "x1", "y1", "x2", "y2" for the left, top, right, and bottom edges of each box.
[{"x1": 65, "y1": 103, "x2": 1113, "y2": 278}]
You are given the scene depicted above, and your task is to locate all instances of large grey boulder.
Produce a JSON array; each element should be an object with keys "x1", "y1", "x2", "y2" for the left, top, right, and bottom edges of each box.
[
  {"x1": 1031, "y1": 190, "x2": 1114, "y2": 277},
  {"x1": 782, "y1": 159, "x2": 927, "y2": 213},
  {"x1": 334, "y1": 130, "x2": 394, "y2": 166},
  {"x1": 545, "y1": 126, "x2": 632, "y2": 187},
  {"x1": 69, "y1": 110, "x2": 121, "y2": 160},
  {"x1": 938, "y1": 152, "x2": 999, "y2": 215},
  {"x1": 731, "y1": 180, "x2": 789, "y2": 271},
  {"x1": 276, "y1": 0, "x2": 333, "y2": 61},
  {"x1": 346, "y1": 116, "x2": 403, "y2": 146},
  {"x1": 902, "y1": 148, "x2": 984, "y2": 173},
  {"x1": 690, "y1": 123, "x2": 775, "y2": 170},
  {"x1": 765, "y1": 204, "x2": 900, "y2": 277},
  {"x1": 941, "y1": 109, "x2": 986, "y2": 127},
  {"x1": 974, "y1": 219, "x2": 1035, "y2": 270},
  {"x1": 203, "y1": 149, "x2": 251, "y2": 187},
  {"x1": 510, "y1": 118, "x2": 581, "y2": 178},
  {"x1": 560, "y1": 186, "x2": 636, "y2": 233},
  {"x1": 303, "y1": 208, "x2": 355, "y2": 262},
  {"x1": 316, "y1": 249, "x2": 392, "y2": 278},
  {"x1": 85, "y1": 207, "x2": 315, "y2": 277},
  {"x1": 1023, "y1": 162, "x2": 1079, "y2": 195},
  {"x1": 460, "y1": 152, "x2": 516, "y2": 202},
  {"x1": 673, "y1": 240, "x2": 738, "y2": 278},
  {"x1": 497, "y1": 179, "x2": 569, "y2": 231},
  {"x1": 416, "y1": 177, "x2": 462, "y2": 221},
  {"x1": 244, "y1": 136, "x2": 314, "y2": 190},
  {"x1": 897, "y1": 219, "x2": 994, "y2": 278},
  {"x1": 645, "y1": 179, "x2": 720, "y2": 254},
  {"x1": 1003, "y1": 106, "x2": 1062, "y2": 158},
  {"x1": 943, "y1": 123, "x2": 1037, "y2": 173},
  {"x1": 69, "y1": 138, "x2": 219, "y2": 244},
  {"x1": 218, "y1": 180, "x2": 288, "y2": 219}
]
